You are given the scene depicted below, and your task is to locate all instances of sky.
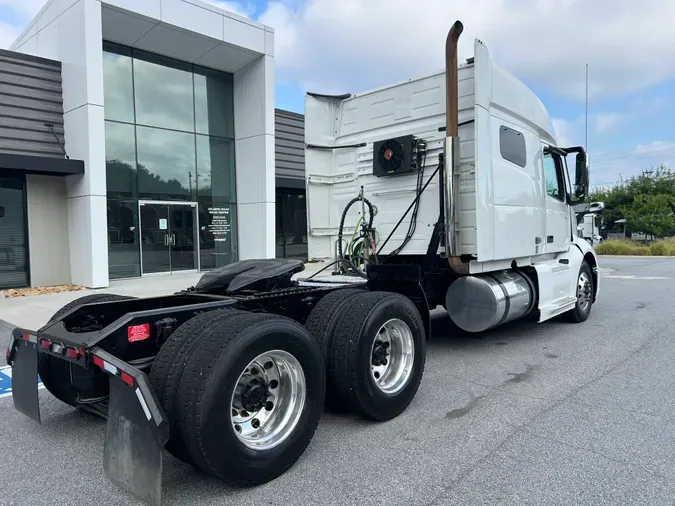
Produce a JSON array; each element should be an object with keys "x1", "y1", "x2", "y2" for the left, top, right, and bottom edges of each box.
[{"x1": 2, "y1": 0, "x2": 675, "y2": 187}]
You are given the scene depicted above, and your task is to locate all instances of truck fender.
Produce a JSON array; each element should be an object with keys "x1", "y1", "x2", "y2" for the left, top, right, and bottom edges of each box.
[
  {"x1": 365, "y1": 264, "x2": 431, "y2": 341},
  {"x1": 572, "y1": 236, "x2": 600, "y2": 302}
]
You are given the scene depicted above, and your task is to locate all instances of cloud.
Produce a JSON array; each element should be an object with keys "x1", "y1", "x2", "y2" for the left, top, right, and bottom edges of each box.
[
  {"x1": 200, "y1": 0, "x2": 256, "y2": 18},
  {"x1": 5, "y1": 0, "x2": 675, "y2": 105},
  {"x1": 0, "y1": 0, "x2": 45, "y2": 18},
  {"x1": 594, "y1": 113, "x2": 625, "y2": 134},
  {"x1": 590, "y1": 141, "x2": 675, "y2": 187},
  {"x1": 0, "y1": 21, "x2": 20, "y2": 49},
  {"x1": 252, "y1": 0, "x2": 675, "y2": 103},
  {"x1": 551, "y1": 111, "x2": 628, "y2": 149}
]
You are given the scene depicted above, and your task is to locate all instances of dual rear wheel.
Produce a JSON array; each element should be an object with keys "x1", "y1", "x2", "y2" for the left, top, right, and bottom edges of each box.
[
  {"x1": 305, "y1": 289, "x2": 427, "y2": 421},
  {"x1": 150, "y1": 288, "x2": 427, "y2": 486},
  {"x1": 149, "y1": 311, "x2": 325, "y2": 486}
]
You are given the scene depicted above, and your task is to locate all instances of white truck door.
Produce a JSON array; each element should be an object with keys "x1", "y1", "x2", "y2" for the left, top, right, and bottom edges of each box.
[{"x1": 542, "y1": 146, "x2": 571, "y2": 253}]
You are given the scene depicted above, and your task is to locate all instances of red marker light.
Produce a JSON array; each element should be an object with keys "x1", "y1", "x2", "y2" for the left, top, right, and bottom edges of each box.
[
  {"x1": 92, "y1": 355, "x2": 104, "y2": 369},
  {"x1": 66, "y1": 348, "x2": 80, "y2": 359},
  {"x1": 120, "y1": 371, "x2": 134, "y2": 387},
  {"x1": 128, "y1": 323, "x2": 151, "y2": 343}
]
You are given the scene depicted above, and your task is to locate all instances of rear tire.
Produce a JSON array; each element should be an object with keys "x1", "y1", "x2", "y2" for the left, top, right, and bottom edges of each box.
[
  {"x1": 175, "y1": 312, "x2": 325, "y2": 485},
  {"x1": 149, "y1": 308, "x2": 243, "y2": 464},
  {"x1": 328, "y1": 291, "x2": 426, "y2": 421},
  {"x1": 39, "y1": 293, "x2": 135, "y2": 406},
  {"x1": 304, "y1": 287, "x2": 365, "y2": 410},
  {"x1": 562, "y1": 261, "x2": 594, "y2": 323}
]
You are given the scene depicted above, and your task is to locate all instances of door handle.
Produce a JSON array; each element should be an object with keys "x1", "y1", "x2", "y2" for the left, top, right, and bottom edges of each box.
[
  {"x1": 171, "y1": 234, "x2": 176, "y2": 246},
  {"x1": 164, "y1": 234, "x2": 169, "y2": 246}
]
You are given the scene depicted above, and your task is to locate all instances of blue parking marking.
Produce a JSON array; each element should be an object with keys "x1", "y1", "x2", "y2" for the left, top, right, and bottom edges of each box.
[{"x1": 0, "y1": 365, "x2": 44, "y2": 400}]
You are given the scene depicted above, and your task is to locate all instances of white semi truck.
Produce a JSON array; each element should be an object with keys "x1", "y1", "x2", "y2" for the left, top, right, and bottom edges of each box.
[
  {"x1": 6, "y1": 20, "x2": 599, "y2": 506},
  {"x1": 304, "y1": 21, "x2": 599, "y2": 333}
]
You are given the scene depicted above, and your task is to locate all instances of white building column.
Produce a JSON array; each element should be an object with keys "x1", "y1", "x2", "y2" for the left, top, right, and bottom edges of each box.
[
  {"x1": 9, "y1": 0, "x2": 109, "y2": 288},
  {"x1": 61, "y1": 0, "x2": 109, "y2": 288},
  {"x1": 233, "y1": 34, "x2": 275, "y2": 260}
]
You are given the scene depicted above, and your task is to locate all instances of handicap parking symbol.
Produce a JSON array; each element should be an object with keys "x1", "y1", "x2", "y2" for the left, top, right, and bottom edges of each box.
[{"x1": 0, "y1": 365, "x2": 44, "y2": 400}]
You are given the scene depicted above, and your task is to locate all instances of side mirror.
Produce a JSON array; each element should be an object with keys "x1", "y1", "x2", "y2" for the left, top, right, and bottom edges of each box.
[{"x1": 573, "y1": 151, "x2": 589, "y2": 200}]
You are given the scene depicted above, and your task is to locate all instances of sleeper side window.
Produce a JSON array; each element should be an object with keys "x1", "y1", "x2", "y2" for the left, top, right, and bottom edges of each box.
[{"x1": 499, "y1": 125, "x2": 527, "y2": 168}]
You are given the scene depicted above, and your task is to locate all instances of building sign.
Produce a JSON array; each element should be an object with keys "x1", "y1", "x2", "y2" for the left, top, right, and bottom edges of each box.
[{"x1": 207, "y1": 207, "x2": 231, "y2": 242}]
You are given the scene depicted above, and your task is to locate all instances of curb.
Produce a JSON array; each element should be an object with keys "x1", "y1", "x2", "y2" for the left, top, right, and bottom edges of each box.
[{"x1": 597, "y1": 255, "x2": 675, "y2": 258}]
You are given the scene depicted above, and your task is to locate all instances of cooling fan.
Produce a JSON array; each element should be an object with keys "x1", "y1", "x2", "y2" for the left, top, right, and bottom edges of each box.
[
  {"x1": 378, "y1": 139, "x2": 405, "y2": 173},
  {"x1": 372, "y1": 134, "x2": 416, "y2": 177}
]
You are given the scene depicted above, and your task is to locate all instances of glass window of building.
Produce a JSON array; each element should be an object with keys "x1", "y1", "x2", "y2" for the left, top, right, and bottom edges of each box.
[
  {"x1": 198, "y1": 203, "x2": 237, "y2": 270},
  {"x1": 136, "y1": 126, "x2": 197, "y2": 201},
  {"x1": 107, "y1": 200, "x2": 141, "y2": 279},
  {"x1": 0, "y1": 176, "x2": 29, "y2": 289},
  {"x1": 105, "y1": 121, "x2": 137, "y2": 199},
  {"x1": 196, "y1": 135, "x2": 235, "y2": 203},
  {"x1": 102, "y1": 43, "x2": 135, "y2": 124},
  {"x1": 275, "y1": 190, "x2": 308, "y2": 261},
  {"x1": 194, "y1": 66, "x2": 234, "y2": 138},
  {"x1": 133, "y1": 51, "x2": 195, "y2": 133},
  {"x1": 102, "y1": 43, "x2": 237, "y2": 278}
]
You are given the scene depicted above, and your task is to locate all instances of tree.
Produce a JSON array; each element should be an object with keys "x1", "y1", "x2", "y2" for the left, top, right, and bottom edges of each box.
[
  {"x1": 622, "y1": 193, "x2": 675, "y2": 238},
  {"x1": 588, "y1": 164, "x2": 675, "y2": 235}
]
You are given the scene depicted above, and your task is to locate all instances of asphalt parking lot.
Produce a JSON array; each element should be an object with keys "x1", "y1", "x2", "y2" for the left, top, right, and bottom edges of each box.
[{"x1": 2, "y1": 257, "x2": 675, "y2": 505}]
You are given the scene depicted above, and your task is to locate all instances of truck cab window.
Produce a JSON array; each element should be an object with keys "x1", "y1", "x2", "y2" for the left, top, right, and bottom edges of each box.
[
  {"x1": 543, "y1": 152, "x2": 564, "y2": 201},
  {"x1": 499, "y1": 125, "x2": 527, "y2": 167}
]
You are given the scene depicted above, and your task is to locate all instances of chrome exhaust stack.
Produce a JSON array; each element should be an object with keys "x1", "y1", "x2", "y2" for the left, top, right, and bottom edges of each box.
[{"x1": 443, "y1": 20, "x2": 469, "y2": 274}]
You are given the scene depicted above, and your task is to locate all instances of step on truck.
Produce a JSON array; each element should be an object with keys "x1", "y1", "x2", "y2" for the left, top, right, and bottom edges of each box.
[{"x1": 6, "y1": 20, "x2": 599, "y2": 506}]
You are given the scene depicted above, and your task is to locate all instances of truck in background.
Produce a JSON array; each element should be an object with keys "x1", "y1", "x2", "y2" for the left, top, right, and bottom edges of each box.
[{"x1": 575, "y1": 202, "x2": 604, "y2": 245}]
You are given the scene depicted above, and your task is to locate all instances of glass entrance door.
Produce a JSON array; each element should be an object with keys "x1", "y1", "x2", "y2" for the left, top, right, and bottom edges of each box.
[{"x1": 139, "y1": 201, "x2": 198, "y2": 275}]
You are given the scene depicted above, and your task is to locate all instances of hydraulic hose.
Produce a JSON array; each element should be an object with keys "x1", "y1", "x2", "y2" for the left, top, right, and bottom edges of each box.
[{"x1": 337, "y1": 195, "x2": 374, "y2": 270}]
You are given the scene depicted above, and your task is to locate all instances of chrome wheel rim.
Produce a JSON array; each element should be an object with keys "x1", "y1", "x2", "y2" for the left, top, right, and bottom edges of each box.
[
  {"x1": 577, "y1": 271, "x2": 592, "y2": 312},
  {"x1": 370, "y1": 318, "x2": 415, "y2": 395},
  {"x1": 230, "y1": 350, "x2": 306, "y2": 451}
]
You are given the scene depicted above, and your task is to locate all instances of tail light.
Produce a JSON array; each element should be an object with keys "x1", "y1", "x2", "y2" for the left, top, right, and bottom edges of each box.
[{"x1": 66, "y1": 347, "x2": 83, "y2": 360}]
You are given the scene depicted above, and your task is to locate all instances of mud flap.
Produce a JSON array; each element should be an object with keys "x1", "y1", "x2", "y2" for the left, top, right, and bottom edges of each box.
[
  {"x1": 11, "y1": 338, "x2": 41, "y2": 425},
  {"x1": 97, "y1": 349, "x2": 169, "y2": 506}
]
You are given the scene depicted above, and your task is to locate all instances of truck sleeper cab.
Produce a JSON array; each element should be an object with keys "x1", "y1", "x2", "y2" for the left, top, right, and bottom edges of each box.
[{"x1": 304, "y1": 23, "x2": 599, "y2": 331}]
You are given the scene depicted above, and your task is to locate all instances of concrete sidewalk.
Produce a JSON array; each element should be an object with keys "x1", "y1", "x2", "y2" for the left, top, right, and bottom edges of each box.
[
  {"x1": 0, "y1": 273, "x2": 203, "y2": 329},
  {"x1": 0, "y1": 261, "x2": 333, "y2": 329}
]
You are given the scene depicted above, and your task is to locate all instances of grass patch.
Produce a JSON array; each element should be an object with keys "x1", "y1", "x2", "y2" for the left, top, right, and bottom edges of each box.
[{"x1": 595, "y1": 237, "x2": 675, "y2": 256}]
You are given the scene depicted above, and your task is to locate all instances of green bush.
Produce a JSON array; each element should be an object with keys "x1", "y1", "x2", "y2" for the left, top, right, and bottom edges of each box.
[
  {"x1": 649, "y1": 241, "x2": 669, "y2": 256},
  {"x1": 595, "y1": 238, "x2": 675, "y2": 256},
  {"x1": 596, "y1": 240, "x2": 635, "y2": 255},
  {"x1": 633, "y1": 246, "x2": 651, "y2": 256}
]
